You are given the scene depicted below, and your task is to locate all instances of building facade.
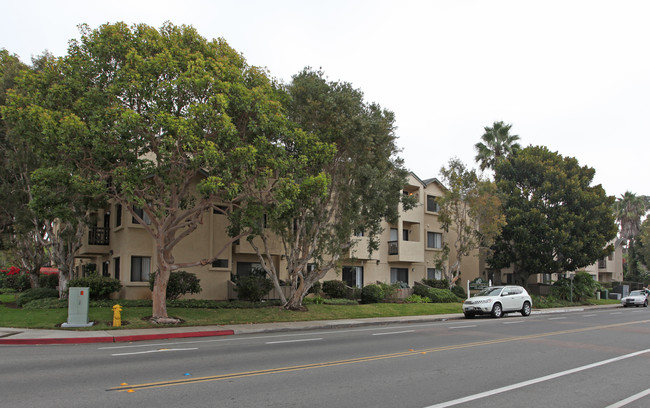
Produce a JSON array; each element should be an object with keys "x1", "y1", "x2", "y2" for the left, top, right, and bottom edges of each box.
[{"x1": 74, "y1": 172, "x2": 481, "y2": 300}]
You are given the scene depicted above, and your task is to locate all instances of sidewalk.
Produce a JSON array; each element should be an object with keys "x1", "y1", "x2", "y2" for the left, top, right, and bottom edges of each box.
[{"x1": 0, "y1": 304, "x2": 620, "y2": 345}]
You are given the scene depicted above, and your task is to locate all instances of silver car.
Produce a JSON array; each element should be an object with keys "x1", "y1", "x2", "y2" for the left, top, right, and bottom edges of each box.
[
  {"x1": 463, "y1": 285, "x2": 533, "y2": 319},
  {"x1": 621, "y1": 290, "x2": 648, "y2": 307}
]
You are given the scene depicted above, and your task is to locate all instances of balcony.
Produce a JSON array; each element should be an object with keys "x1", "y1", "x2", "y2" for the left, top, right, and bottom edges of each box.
[
  {"x1": 88, "y1": 227, "x2": 110, "y2": 245},
  {"x1": 387, "y1": 240, "x2": 424, "y2": 263}
]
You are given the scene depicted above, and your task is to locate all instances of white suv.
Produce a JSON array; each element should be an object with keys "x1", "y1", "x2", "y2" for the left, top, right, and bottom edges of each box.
[{"x1": 462, "y1": 285, "x2": 533, "y2": 319}]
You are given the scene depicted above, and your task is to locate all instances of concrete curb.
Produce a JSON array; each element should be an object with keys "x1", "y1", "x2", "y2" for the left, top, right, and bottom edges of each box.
[{"x1": 0, "y1": 329, "x2": 235, "y2": 345}]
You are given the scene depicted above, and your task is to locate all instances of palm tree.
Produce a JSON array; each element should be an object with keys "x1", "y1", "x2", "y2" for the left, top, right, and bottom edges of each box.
[
  {"x1": 613, "y1": 192, "x2": 649, "y2": 242},
  {"x1": 474, "y1": 121, "x2": 521, "y2": 172}
]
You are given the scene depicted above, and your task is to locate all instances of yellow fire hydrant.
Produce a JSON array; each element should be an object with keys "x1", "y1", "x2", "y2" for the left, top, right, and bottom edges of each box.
[{"x1": 112, "y1": 304, "x2": 122, "y2": 327}]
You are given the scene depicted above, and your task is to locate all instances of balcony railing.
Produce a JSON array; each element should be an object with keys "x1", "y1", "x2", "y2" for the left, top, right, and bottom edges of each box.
[
  {"x1": 388, "y1": 240, "x2": 398, "y2": 255},
  {"x1": 88, "y1": 227, "x2": 109, "y2": 245}
]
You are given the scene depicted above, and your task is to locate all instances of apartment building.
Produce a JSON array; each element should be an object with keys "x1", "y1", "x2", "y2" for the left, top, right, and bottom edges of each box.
[{"x1": 74, "y1": 172, "x2": 481, "y2": 300}]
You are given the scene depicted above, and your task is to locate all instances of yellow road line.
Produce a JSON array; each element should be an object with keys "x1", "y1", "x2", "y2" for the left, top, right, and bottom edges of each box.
[{"x1": 108, "y1": 318, "x2": 650, "y2": 392}]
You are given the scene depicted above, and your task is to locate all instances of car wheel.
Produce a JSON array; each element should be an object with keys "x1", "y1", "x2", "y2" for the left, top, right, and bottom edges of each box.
[
  {"x1": 464, "y1": 313, "x2": 475, "y2": 319},
  {"x1": 491, "y1": 303, "x2": 503, "y2": 318},
  {"x1": 623, "y1": 304, "x2": 628, "y2": 307},
  {"x1": 521, "y1": 301, "x2": 531, "y2": 317},
  {"x1": 645, "y1": 300, "x2": 648, "y2": 307}
]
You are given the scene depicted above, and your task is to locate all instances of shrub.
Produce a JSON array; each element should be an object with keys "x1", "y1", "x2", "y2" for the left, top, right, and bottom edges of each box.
[
  {"x1": 428, "y1": 288, "x2": 459, "y2": 303},
  {"x1": 22, "y1": 297, "x2": 67, "y2": 309},
  {"x1": 379, "y1": 282, "x2": 399, "y2": 302},
  {"x1": 404, "y1": 294, "x2": 431, "y2": 303},
  {"x1": 413, "y1": 283, "x2": 431, "y2": 298},
  {"x1": 235, "y1": 275, "x2": 274, "y2": 302},
  {"x1": 39, "y1": 273, "x2": 59, "y2": 289},
  {"x1": 451, "y1": 285, "x2": 466, "y2": 299},
  {"x1": 68, "y1": 275, "x2": 122, "y2": 300},
  {"x1": 16, "y1": 287, "x2": 59, "y2": 307},
  {"x1": 422, "y1": 278, "x2": 449, "y2": 289},
  {"x1": 1, "y1": 267, "x2": 31, "y2": 292},
  {"x1": 322, "y1": 280, "x2": 349, "y2": 299},
  {"x1": 551, "y1": 272, "x2": 602, "y2": 302},
  {"x1": 361, "y1": 284, "x2": 384, "y2": 304},
  {"x1": 308, "y1": 281, "x2": 322, "y2": 295},
  {"x1": 149, "y1": 270, "x2": 202, "y2": 300}
]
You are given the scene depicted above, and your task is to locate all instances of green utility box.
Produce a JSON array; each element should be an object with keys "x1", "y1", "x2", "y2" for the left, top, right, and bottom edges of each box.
[{"x1": 61, "y1": 287, "x2": 94, "y2": 328}]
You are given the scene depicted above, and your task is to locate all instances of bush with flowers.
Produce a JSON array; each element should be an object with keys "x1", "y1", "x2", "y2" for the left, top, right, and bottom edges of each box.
[{"x1": 0, "y1": 266, "x2": 31, "y2": 292}]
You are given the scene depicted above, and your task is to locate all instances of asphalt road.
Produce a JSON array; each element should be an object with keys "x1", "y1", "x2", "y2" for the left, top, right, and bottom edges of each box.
[{"x1": 3, "y1": 308, "x2": 650, "y2": 408}]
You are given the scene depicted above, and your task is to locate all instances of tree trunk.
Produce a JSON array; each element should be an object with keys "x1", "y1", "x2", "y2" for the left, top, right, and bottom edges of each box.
[
  {"x1": 284, "y1": 285, "x2": 308, "y2": 311},
  {"x1": 151, "y1": 267, "x2": 171, "y2": 320},
  {"x1": 58, "y1": 269, "x2": 69, "y2": 299},
  {"x1": 29, "y1": 269, "x2": 40, "y2": 289}
]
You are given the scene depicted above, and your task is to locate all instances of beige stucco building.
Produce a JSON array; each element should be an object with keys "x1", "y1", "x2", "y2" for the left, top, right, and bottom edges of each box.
[{"x1": 74, "y1": 172, "x2": 481, "y2": 300}]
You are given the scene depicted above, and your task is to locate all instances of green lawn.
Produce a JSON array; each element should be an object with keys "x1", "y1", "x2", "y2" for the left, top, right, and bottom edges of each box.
[
  {"x1": 0, "y1": 294, "x2": 619, "y2": 331},
  {"x1": 0, "y1": 302, "x2": 464, "y2": 330}
]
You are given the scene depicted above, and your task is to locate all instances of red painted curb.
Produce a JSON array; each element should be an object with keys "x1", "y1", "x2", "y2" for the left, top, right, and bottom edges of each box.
[
  {"x1": 0, "y1": 330, "x2": 235, "y2": 345},
  {"x1": 0, "y1": 337, "x2": 114, "y2": 345},
  {"x1": 113, "y1": 330, "x2": 235, "y2": 342}
]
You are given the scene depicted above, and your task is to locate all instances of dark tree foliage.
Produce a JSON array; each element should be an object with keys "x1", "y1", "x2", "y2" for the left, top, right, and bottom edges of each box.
[{"x1": 489, "y1": 146, "x2": 617, "y2": 284}]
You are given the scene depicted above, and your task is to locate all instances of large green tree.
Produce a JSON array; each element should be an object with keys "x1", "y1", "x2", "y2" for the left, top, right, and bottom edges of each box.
[
  {"x1": 489, "y1": 146, "x2": 617, "y2": 285},
  {"x1": 613, "y1": 192, "x2": 649, "y2": 243},
  {"x1": 0, "y1": 50, "x2": 51, "y2": 288},
  {"x1": 437, "y1": 158, "x2": 505, "y2": 283},
  {"x1": 474, "y1": 121, "x2": 521, "y2": 172},
  {"x1": 238, "y1": 69, "x2": 413, "y2": 310},
  {"x1": 4, "y1": 23, "x2": 290, "y2": 320}
]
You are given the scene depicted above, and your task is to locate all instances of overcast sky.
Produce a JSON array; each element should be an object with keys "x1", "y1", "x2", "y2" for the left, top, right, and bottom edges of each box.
[{"x1": 2, "y1": 0, "x2": 648, "y2": 198}]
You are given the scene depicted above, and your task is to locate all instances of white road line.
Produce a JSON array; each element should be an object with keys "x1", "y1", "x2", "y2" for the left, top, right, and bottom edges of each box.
[
  {"x1": 265, "y1": 338, "x2": 323, "y2": 345},
  {"x1": 611, "y1": 312, "x2": 623, "y2": 315},
  {"x1": 502, "y1": 321, "x2": 524, "y2": 325},
  {"x1": 548, "y1": 317, "x2": 566, "y2": 320},
  {"x1": 112, "y1": 348, "x2": 198, "y2": 356},
  {"x1": 423, "y1": 348, "x2": 650, "y2": 408},
  {"x1": 448, "y1": 325, "x2": 476, "y2": 329},
  {"x1": 582, "y1": 314, "x2": 597, "y2": 317},
  {"x1": 372, "y1": 330, "x2": 415, "y2": 336},
  {"x1": 605, "y1": 388, "x2": 650, "y2": 408}
]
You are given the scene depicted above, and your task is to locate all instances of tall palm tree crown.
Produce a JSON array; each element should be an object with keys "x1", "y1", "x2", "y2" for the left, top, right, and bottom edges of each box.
[
  {"x1": 613, "y1": 192, "x2": 650, "y2": 242},
  {"x1": 474, "y1": 121, "x2": 521, "y2": 172}
]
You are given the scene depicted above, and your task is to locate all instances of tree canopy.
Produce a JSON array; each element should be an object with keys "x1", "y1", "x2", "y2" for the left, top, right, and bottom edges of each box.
[
  {"x1": 3, "y1": 23, "x2": 292, "y2": 320},
  {"x1": 237, "y1": 68, "x2": 413, "y2": 310},
  {"x1": 488, "y1": 145, "x2": 617, "y2": 284},
  {"x1": 474, "y1": 121, "x2": 521, "y2": 172}
]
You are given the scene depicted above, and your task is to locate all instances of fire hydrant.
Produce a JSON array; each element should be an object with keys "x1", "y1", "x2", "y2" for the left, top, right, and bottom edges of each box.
[{"x1": 112, "y1": 304, "x2": 122, "y2": 327}]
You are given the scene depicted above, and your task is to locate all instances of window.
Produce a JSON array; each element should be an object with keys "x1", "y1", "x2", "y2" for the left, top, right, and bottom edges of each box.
[
  {"x1": 403, "y1": 229, "x2": 409, "y2": 241},
  {"x1": 132, "y1": 206, "x2": 152, "y2": 225},
  {"x1": 211, "y1": 259, "x2": 229, "y2": 268},
  {"x1": 102, "y1": 261, "x2": 109, "y2": 277},
  {"x1": 115, "y1": 204, "x2": 122, "y2": 227},
  {"x1": 114, "y1": 257, "x2": 120, "y2": 280},
  {"x1": 427, "y1": 232, "x2": 442, "y2": 249},
  {"x1": 342, "y1": 266, "x2": 364, "y2": 288},
  {"x1": 426, "y1": 195, "x2": 440, "y2": 212},
  {"x1": 427, "y1": 268, "x2": 442, "y2": 280},
  {"x1": 390, "y1": 268, "x2": 408, "y2": 285},
  {"x1": 131, "y1": 256, "x2": 151, "y2": 282},
  {"x1": 598, "y1": 258, "x2": 607, "y2": 269},
  {"x1": 236, "y1": 262, "x2": 264, "y2": 278},
  {"x1": 213, "y1": 205, "x2": 229, "y2": 215}
]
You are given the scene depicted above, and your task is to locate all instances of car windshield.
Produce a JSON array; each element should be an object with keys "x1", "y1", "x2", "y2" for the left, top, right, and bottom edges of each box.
[
  {"x1": 476, "y1": 287, "x2": 503, "y2": 297},
  {"x1": 630, "y1": 291, "x2": 645, "y2": 296}
]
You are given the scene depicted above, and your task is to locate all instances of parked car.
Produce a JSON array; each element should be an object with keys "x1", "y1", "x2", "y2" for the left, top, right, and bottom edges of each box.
[
  {"x1": 462, "y1": 285, "x2": 532, "y2": 319},
  {"x1": 621, "y1": 290, "x2": 648, "y2": 307}
]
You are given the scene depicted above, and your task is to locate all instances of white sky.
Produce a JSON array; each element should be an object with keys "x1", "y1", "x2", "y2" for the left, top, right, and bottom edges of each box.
[{"x1": 2, "y1": 0, "x2": 648, "y2": 198}]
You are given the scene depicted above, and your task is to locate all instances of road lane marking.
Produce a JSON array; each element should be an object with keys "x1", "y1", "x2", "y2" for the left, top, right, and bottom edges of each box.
[
  {"x1": 372, "y1": 330, "x2": 415, "y2": 336},
  {"x1": 107, "y1": 319, "x2": 650, "y2": 392},
  {"x1": 112, "y1": 348, "x2": 198, "y2": 356},
  {"x1": 611, "y1": 312, "x2": 623, "y2": 315},
  {"x1": 266, "y1": 338, "x2": 323, "y2": 345},
  {"x1": 605, "y1": 388, "x2": 650, "y2": 408},
  {"x1": 502, "y1": 321, "x2": 524, "y2": 324},
  {"x1": 582, "y1": 314, "x2": 597, "y2": 317},
  {"x1": 448, "y1": 325, "x2": 476, "y2": 329},
  {"x1": 548, "y1": 317, "x2": 566, "y2": 320},
  {"x1": 424, "y1": 348, "x2": 650, "y2": 408}
]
